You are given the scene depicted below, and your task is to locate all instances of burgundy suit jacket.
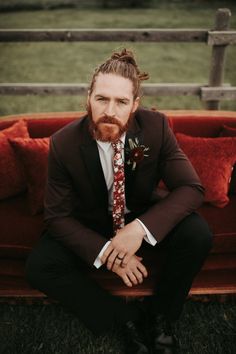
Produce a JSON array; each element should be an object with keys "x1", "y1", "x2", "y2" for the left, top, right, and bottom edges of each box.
[{"x1": 44, "y1": 108, "x2": 204, "y2": 266}]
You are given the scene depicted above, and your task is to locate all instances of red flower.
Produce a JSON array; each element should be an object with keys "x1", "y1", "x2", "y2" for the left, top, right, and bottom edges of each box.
[
  {"x1": 126, "y1": 138, "x2": 149, "y2": 170},
  {"x1": 129, "y1": 147, "x2": 145, "y2": 163}
]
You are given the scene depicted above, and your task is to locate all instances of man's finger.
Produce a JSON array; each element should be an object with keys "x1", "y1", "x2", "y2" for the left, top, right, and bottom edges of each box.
[
  {"x1": 136, "y1": 256, "x2": 143, "y2": 261},
  {"x1": 106, "y1": 250, "x2": 119, "y2": 270},
  {"x1": 116, "y1": 252, "x2": 125, "y2": 261},
  {"x1": 111, "y1": 253, "x2": 126, "y2": 271},
  {"x1": 100, "y1": 244, "x2": 114, "y2": 264},
  {"x1": 127, "y1": 271, "x2": 138, "y2": 285},
  {"x1": 137, "y1": 263, "x2": 148, "y2": 278},
  {"x1": 120, "y1": 253, "x2": 132, "y2": 268},
  {"x1": 131, "y1": 268, "x2": 144, "y2": 284},
  {"x1": 111, "y1": 262, "x2": 119, "y2": 272},
  {"x1": 122, "y1": 274, "x2": 133, "y2": 287}
]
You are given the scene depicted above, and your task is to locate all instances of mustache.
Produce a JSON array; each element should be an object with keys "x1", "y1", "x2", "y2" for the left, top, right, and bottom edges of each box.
[{"x1": 97, "y1": 116, "x2": 121, "y2": 126}]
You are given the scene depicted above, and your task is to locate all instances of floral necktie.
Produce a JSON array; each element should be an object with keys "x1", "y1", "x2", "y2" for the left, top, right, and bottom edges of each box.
[{"x1": 112, "y1": 140, "x2": 125, "y2": 234}]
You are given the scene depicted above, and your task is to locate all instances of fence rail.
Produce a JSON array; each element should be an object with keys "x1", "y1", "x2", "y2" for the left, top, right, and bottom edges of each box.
[
  {"x1": 0, "y1": 83, "x2": 203, "y2": 96},
  {"x1": 0, "y1": 29, "x2": 208, "y2": 42},
  {"x1": 1, "y1": 28, "x2": 235, "y2": 45},
  {"x1": 0, "y1": 8, "x2": 236, "y2": 110}
]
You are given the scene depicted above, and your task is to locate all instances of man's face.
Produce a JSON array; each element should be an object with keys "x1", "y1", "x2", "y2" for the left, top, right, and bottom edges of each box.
[{"x1": 87, "y1": 73, "x2": 139, "y2": 142}]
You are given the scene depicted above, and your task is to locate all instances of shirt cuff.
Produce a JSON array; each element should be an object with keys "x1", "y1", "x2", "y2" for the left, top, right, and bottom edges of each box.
[
  {"x1": 93, "y1": 241, "x2": 111, "y2": 269},
  {"x1": 136, "y1": 218, "x2": 157, "y2": 246}
]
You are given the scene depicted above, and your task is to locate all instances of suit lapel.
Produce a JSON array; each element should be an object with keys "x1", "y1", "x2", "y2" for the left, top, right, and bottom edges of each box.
[
  {"x1": 124, "y1": 118, "x2": 142, "y2": 206},
  {"x1": 80, "y1": 121, "x2": 108, "y2": 209}
]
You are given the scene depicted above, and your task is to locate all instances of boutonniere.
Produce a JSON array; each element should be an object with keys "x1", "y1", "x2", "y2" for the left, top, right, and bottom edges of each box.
[{"x1": 126, "y1": 137, "x2": 149, "y2": 171}]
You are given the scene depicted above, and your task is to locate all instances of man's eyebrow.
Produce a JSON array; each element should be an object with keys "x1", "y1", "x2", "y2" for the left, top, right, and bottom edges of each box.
[
  {"x1": 94, "y1": 94, "x2": 107, "y2": 98},
  {"x1": 118, "y1": 97, "x2": 130, "y2": 102},
  {"x1": 94, "y1": 94, "x2": 130, "y2": 101}
]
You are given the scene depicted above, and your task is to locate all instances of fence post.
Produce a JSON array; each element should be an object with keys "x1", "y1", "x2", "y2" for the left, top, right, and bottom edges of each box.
[{"x1": 206, "y1": 8, "x2": 231, "y2": 110}]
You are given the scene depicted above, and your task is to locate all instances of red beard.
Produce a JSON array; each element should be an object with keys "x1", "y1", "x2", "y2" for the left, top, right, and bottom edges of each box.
[{"x1": 87, "y1": 104, "x2": 133, "y2": 142}]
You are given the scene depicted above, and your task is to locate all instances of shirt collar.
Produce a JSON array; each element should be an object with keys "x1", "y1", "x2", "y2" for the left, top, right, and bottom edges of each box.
[{"x1": 96, "y1": 133, "x2": 126, "y2": 152}]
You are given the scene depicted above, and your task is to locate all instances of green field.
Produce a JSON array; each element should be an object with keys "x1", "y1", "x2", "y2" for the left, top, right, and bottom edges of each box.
[{"x1": 0, "y1": 1, "x2": 236, "y2": 116}]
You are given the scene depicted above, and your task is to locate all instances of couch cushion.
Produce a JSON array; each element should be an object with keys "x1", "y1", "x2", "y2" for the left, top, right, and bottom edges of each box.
[
  {"x1": 0, "y1": 120, "x2": 29, "y2": 200},
  {"x1": 176, "y1": 133, "x2": 236, "y2": 208},
  {"x1": 10, "y1": 137, "x2": 50, "y2": 215},
  {"x1": 198, "y1": 196, "x2": 236, "y2": 254},
  {"x1": 219, "y1": 124, "x2": 236, "y2": 194},
  {"x1": 0, "y1": 194, "x2": 43, "y2": 258}
]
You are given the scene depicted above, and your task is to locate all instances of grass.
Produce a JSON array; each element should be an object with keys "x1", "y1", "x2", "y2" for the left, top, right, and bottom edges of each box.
[
  {"x1": 0, "y1": 298, "x2": 236, "y2": 353},
  {"x1": 0, "y1": 2, "x2": 236, "y2": 115}
]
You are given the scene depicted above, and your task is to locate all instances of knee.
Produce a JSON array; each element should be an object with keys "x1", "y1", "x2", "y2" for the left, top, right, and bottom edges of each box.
[
  {"x1": 176, "y1": 214, "x2": 213, "y2": 256},
  {"x1": 191, "y1": 223, "x2": 213, "y2": 257}
]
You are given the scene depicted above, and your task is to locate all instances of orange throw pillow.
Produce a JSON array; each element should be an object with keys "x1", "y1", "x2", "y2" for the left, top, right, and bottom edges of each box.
[
  {"x1": 9, "y1": 137, "x2": 50, "y2": 215},
  {"x1": 219, "y1": 124, "x2": 236, "y2": 194},
  {"x1": 0, "y1": 119, "x2": 29, "y2": 199},
  {"x1": 176, "y1": 133, "x2": 236, "y2": 208}
]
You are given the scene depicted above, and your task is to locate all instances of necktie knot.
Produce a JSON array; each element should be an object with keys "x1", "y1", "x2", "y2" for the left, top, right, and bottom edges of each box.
[
  {"x1": 112, "y1": 140, "x2": 123, "y2": 168},
  {"x1": 112, "y1": 140, "x2": 123, "y2": 153}
]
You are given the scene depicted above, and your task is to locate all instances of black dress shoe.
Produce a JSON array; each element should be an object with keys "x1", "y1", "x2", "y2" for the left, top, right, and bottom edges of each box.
[
  {"x1": 150, "y1": 316, "x2": 178, "y2": 354},
  {"x1": 124, "y1": 320, "x2": 150, "y2": 354},
  {"x1": 154, "y1": 331, "x2": 178, "y2": 354}
]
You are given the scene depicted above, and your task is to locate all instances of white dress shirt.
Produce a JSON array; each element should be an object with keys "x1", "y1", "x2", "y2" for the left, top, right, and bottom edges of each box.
[{"x1": 94, "y1": 133, "x2": 157, "y2": 268}]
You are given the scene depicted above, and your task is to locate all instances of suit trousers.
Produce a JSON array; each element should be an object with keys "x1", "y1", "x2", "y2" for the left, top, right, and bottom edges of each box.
[{"x1": 25, "y1": 212, "x2": 212, "y2": 335}]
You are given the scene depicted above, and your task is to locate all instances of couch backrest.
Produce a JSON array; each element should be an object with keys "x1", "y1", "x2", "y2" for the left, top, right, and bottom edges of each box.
[
  {"x1": 0, "y1": 112, "x2": 85, "y2": 138},
  {"x1": 1, "y1": 110, "x2": 236, "y2": 138},
  {"x1": 170, "y1": 116, "x2": 236, "y2": 137}
]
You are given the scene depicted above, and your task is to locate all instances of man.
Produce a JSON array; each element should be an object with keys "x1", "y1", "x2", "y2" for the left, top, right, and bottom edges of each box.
[{"x1": 26, "y1": 49, "x2": 212, "y2": 353}]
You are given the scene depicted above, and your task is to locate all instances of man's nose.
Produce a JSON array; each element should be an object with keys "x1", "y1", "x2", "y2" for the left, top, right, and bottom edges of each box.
[{"x1": 104, "y1": 101, "x2": 116, "y2": 117}]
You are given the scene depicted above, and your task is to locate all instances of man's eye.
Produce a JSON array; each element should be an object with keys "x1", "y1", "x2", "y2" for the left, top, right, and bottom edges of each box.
[{"x1": 119, "y1": 100, "x2": 127, "y2": 105}]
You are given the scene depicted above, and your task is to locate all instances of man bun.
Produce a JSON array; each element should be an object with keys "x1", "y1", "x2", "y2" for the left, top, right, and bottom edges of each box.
[
  {"x1": 89, "y1": 48, "x2": 149, "y2": 98},
  {"x1": 111, "y1": 48, "x2": 149, "y2": 81}
]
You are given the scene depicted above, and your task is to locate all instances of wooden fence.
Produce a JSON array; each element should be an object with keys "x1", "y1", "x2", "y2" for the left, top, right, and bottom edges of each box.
[{"x1": 0, "y1": 8, "x2": 236, "y2": 110}]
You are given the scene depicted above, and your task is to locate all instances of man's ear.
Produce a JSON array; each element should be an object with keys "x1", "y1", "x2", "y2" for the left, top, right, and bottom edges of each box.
[
  {"x1": 132, "y1": 96, "x2": 140, "y2": 113},
  {"x1": 86, "y1": 90, "x2": 91, "y2": 107}
]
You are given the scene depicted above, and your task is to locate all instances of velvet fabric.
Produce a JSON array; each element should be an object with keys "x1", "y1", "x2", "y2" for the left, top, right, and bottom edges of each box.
[
  {"x1": 0, "y1": 111, "x2": 236, "y2": 297},
  {"x1": 199, "y1": 196, "x2": 236, "y2": 253},
  {"x1": 9, "y1": 137, "x2": 50, "y2": 215},
  {"x1": 0, "y1": 194, "x2": 43, "y2": 258},
  {"x1": 169, "y1": 117, "x2": 236, "y2": 194},
  {"x1": 0, "y1": 119, "x2": 29, "y2": 200},
  {"x1": 219, "y1": 125, "x2": 236, "y2": 194},
  {"x1": 220, "y1": 124, "x2": 236, "y2": 137},
  {"x1": 171, "y1": 116, "x2": 236, "y2": 137},
  {"x1": 176, "y1": 133, "x2": 236, "y2": 208}
]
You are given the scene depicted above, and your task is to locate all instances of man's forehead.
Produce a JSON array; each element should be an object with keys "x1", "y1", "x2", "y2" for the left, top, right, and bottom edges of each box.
[{"x1": 92, "y1": 73, "x2": 133, "y2": 97}]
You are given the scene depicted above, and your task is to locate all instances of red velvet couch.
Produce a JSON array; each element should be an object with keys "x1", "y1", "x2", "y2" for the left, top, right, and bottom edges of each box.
[{"x1": 0, "y1": 110, "x2": 236, "y2": 301}]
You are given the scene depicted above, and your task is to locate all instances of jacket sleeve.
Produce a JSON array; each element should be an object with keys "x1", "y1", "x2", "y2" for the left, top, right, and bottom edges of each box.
[
  {"x1": 139, "y1": 115, "x2": 205, "y2": 242},
  {"x1": 44, "y1": 136, "x2": 108, "y2": 267}
]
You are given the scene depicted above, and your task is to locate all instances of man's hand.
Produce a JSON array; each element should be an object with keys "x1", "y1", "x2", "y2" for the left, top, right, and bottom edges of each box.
[
  {"x1": 101, "y1": 220, "x2": 146, "y2": 270},
  {"x1": 112, "y1": 255, "x2": 148, "y2": 287}
]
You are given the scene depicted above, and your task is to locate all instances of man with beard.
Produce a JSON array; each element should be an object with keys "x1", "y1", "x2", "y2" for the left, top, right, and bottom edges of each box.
[{"x1": 26, "y1": 49, "x2": 212, "y2": 354}]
